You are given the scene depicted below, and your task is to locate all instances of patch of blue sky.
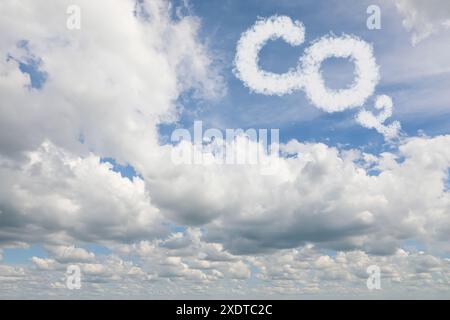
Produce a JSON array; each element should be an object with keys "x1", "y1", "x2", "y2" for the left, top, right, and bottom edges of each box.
[
  {"x1": 400, "y1": 112, "x2": 450, "y2": 138},
  {"x1": 100, "y1": 157, "x2": 140, "y2": 181},
  {"x1": 3, "y1": 244, "x2": 113, "y2": 265},
  {"x1": 171, "y1": 225, "x2": 188, "y2": 233},
  {"x1": 84, "y1": 244, "x2": 112, "y2": 256},
  {"x1": 401, "y1": 239, "x2": 425, "y2": 253},
  {"x1": 7, "y1": 40, "x2": 48, "y2": 90},
  {"x1": 2, "y1": 245, "x2": 48, "y2": 265},
  {"x1": 78, "y1": 133, "x2": 85, "y2": 144},
  {"x1": 17, "y1": 57, "x2": 47, "y2": 89}
]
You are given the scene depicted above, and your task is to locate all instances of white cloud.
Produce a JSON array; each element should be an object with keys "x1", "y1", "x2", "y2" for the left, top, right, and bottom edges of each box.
[
  {"x1": 0, "y1": 142, "x2": 165, "y2": 245},
  {"x1": 251, "y1": 246, "x2": 450, "y2": 297},
  {"x1": 356, "y1": 95, "x2": 401, "y2": 140},
  {"x1": 394, "y1": 0, "x2": 450, "y2": 45},
  {"x1": 0, "y1": 265, "x2": 26, "y2": 282},
  {"x1": 45, "y1": 245, "x2": 95, "y2": 263},
  {"x1": 2, "y1": 231, "x2": 449, "y2": 298},
  {"x1": 31, "y1": 257, "x2": 58, "y2": 271},
  {"x1": 229, "y1": 261, "x2": 251, "y2": 279},
  {"x1": 195, "y1": 135, "x2": 450, "y2": 255},
  {"x1": 300, "y1": 34, "x2": 379, "y2": 112},
  {"x1": 3, "y1": 128, "x2": 450, "y2": 263}
]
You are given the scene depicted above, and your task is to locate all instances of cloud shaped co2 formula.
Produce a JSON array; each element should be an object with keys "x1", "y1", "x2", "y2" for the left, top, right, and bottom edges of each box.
[{"x1": 234, "y1": 15, "x2": 401, "y2": 140}]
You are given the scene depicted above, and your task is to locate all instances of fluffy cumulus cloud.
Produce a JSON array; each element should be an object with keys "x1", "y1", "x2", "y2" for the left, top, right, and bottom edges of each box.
[
  {"x1": 197, "y1": 135, "x2": 450, "y2": 255},
  {"x1": 394, "y1": 0, "x2": 450, "y2": 45},
  {"x1": 0, "y1": 0, "x2": 449, "y2": 298},
  {"x1": 1, "y1": 229, "x2": 449, "y2": 298},
  {"x1": 0, "y1": 142, "x2": 165, "y2": 245}
]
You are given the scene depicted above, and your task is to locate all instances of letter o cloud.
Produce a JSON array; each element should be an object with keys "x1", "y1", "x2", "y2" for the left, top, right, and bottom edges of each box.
[{"x1": 301, "y1": 35, "x2": 380, "y2": 112}]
